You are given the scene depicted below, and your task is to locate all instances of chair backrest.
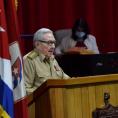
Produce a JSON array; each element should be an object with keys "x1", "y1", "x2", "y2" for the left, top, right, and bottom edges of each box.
[
  {"x1": 54, "y1": 29, "x2": 72, "y2": 46},
  {"x1": 92, "y1": 93, "x2": 118, "y2": 118},
  {"x1": 93, "y1": 104, "x2": 118, "y2": 118}
]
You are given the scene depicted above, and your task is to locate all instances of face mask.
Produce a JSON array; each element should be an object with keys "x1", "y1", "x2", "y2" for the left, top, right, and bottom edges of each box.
[{"x1": 76, "y1": 31, "x2": 86, "y2": 39}]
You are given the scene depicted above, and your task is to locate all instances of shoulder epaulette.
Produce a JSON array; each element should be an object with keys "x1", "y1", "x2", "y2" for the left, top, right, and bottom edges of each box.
[{"x1": 27, "y1": 51, "x2": 39, "y2": 60}]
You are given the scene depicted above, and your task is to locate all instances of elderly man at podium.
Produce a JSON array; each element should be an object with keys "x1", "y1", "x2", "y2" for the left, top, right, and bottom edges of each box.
[{"x1": 23, "y1": 28, "x2": 69, "y2": 94}]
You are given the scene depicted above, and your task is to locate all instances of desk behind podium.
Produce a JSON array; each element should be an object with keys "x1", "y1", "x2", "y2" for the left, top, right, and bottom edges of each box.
[{"x1": 56, "y1": 53, "x2": 118, "y2": 77}]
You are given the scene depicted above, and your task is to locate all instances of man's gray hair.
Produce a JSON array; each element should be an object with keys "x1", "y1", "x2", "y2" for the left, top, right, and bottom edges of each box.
[{"x1": 33, "y1": 28, "x2": 53, "y2": 41}]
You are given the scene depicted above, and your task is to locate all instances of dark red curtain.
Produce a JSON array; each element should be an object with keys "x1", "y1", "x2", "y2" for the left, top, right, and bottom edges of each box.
[{"x1": 17, "y1": 0, "x2": 118, "y2": 55}]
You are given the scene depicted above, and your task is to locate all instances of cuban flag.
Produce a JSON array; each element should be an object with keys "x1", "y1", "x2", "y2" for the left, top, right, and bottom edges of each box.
[
  {"x1": 0, "y1": 0, "x2": 28, "y2": 117},
  {"x1": 0, "y1": 1, "x2": 14, "y2": 117},
  {"x1": 9, "y1": 42, "x2": 28, "y2": 118},
  {"x1": 4, "y1": 0, "x2": 28, "y2": 117}
]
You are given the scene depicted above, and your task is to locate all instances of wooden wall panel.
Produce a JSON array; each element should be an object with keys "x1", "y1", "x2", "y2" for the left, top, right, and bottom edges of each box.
[
  {"x1": 28, "y1": 102, "x2": 35, "y2": 118},
  {"x1": 88, "y1": 86, "x2": 96, "y2": 118},
  {"x1": 49, "y1": 88, "x2": 65, "y2": 118}
]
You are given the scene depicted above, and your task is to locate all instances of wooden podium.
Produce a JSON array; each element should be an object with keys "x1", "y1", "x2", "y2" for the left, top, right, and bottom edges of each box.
[{"x1": 27, "y1": 74, "x2": 118, "y2": 118}]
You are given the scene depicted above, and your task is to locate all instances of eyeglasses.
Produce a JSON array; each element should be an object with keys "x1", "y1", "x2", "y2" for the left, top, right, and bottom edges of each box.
[{"x1": 39, "y1": 40, "x2": 56, "y2": 45}]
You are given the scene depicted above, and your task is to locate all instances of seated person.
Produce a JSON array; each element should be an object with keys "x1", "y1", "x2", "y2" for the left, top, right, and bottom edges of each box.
[
  {"x1": 55, "y1": 18, "x2": 99, "y2": 55},
  {"x1": 23, "y1": 28, "x2": 69, "y2": 94}
]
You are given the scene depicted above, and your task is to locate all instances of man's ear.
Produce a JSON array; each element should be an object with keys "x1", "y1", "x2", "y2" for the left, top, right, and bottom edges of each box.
[{"x1": 34, "y1": 41, "x2": 40, "y2": 47}]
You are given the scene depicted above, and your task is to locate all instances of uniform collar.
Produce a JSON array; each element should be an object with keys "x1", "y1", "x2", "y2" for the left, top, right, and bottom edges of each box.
[{"x1": 34, "y1": 49, "x2": 54, "y2": 62}]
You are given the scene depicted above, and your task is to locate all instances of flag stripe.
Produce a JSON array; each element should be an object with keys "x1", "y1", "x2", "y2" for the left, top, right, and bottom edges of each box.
[
  {"x1": 0, "y1": 105, "x2": 10, "y2": 118},
  {"x1": 4, "y1": 0, "x2": 19, "y2": 44},
  {"x1": 1, "y1": 0, "x2": 28, "y2": 117},
  {"x1": 0, "y1": 0, "x2": 10, "y2": 60},
  {"x1": 0, "y1": 58, "x2": 13, "y2": 90},
  {"x1": 0, "y1": 77, "x2": 14, "y2": 118}
]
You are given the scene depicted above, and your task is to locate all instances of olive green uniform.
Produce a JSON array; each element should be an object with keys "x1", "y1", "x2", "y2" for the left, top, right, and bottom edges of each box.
[{"x1": 23, "y1": 50, "x2": 69, "y2": 94}]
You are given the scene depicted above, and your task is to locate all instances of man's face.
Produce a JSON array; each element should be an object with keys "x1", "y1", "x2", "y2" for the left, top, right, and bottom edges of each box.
[{"x1": 35, "y1": 32, "x2": 56, "y2": 57}]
